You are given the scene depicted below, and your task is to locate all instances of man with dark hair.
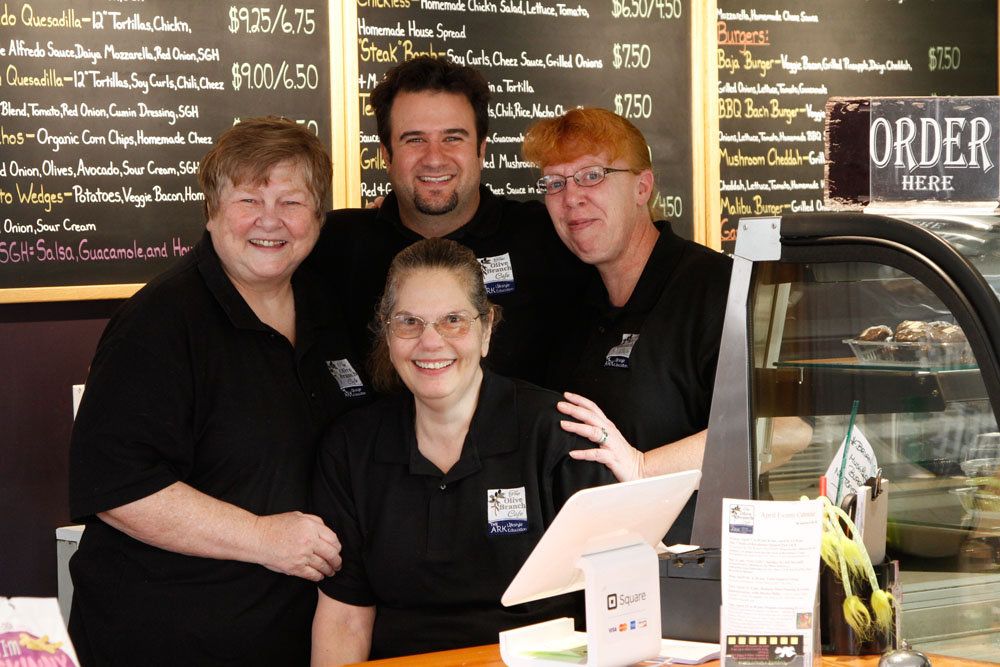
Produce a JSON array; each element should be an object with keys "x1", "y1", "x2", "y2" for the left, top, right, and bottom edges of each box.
[
  {"x1": 370, "y1": 55, "x2": 490, "y2": 160},
  {"x1": 308, "y1": 56, "x2": 587, "y2": 386}
]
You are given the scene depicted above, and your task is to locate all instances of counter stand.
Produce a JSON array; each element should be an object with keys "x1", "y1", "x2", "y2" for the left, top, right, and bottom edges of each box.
[{"x1": 500, "y1": 541, "x2": 661, "y2": 667}]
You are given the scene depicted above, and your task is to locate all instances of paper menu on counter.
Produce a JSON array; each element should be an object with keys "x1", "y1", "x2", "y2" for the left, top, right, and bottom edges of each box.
[{"x1": 720, "y1": 499, "x2": 823, "y2": 667}]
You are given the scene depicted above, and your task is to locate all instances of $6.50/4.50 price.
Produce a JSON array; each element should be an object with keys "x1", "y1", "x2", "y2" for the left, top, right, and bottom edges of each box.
[
  {"x1": 652, "y1": 193, "x2": 683, "y2": 219},
  {"x1": 231, "y1": 62, "x2": 319, "y2": 91},
  {"x1": 612, "y1": 0, "x2": 681, "y2": 19}
]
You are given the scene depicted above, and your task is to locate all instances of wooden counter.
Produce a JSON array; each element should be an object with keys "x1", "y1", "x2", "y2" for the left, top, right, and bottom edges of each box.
[{"x1": 349, "y1": 645, "x2": 998, "y2": 666}]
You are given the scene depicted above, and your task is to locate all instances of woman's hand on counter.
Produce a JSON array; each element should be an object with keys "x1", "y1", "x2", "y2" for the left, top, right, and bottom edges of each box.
[{"x1": 558, "y1": 391, "x2": 645, "y2": 482}]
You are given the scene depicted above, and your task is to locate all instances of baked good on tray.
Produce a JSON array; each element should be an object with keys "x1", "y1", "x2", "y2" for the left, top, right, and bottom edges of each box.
[
  {"x1": 852, "y1": 321, "x2": 970, "y2": 365},
  {"x1": 927, "y1": 321, "x2": 967, "y2": 343},
  {"x1": 857, "y1": 324, "x2": 893, "y2": 341},
  {"x1": 893, "y1": 320, "x2": 933, "y2": 342}
]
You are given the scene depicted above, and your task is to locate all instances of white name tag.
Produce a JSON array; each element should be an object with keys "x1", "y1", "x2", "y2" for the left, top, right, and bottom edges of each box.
[
  {"x1": 487, "y1": 486, "x2": 528, "y2": 535},
  {"x1": 478, "y1": 253, "x2": 515, "y2": 295},
  {"x1": 605, "y1": 333, "x2": 640, "y2": 368},
  {"x1": 326, "y1": 359, "x2": 366, "y2": 398}
]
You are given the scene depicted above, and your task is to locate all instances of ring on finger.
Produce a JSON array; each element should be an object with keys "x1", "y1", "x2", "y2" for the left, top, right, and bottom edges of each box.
[{"x1": 597, "y1": 426, "x2": 609, "y2": 445}]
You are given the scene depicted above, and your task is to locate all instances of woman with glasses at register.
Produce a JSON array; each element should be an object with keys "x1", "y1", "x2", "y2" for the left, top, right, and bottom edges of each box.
[{"x1": 310, "y1": 238, "x2": 612, "y2": 664}]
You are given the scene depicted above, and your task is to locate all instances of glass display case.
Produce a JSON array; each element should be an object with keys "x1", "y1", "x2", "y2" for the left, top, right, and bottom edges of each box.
[{"x1": 693, "y1": 213, "x2": 1000, "y2": 661}]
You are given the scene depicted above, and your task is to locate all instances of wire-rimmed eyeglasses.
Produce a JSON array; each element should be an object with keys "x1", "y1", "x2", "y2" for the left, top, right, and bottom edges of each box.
[
  {"x1": 535, "y1": 166, "x2": 634, "y2": 195},
  {"x1": 386, "y1": 312, "x2": 482, "y2": 339}
]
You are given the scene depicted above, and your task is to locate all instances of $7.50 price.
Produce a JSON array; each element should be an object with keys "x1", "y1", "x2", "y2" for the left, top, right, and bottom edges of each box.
[
  {"x1": 928, "y1": 46, "x2": 960, "y2": 71},
  {"x1": 614, "y1": 93, "x2": 652, "y2": 119},
  {"x1": 613, "y1": 43, "x2": 651, "y2": 69}
]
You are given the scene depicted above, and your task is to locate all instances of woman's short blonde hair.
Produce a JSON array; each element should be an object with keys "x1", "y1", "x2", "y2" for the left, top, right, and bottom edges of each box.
[{"x1": 198, "y1": 116, "x2": 332, "y2": 219}]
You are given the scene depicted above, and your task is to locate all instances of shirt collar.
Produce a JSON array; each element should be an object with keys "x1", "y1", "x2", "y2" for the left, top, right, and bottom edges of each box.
[
  {"x1": 588, "y1": 220, "x2": 687, "y2": 318},
  {"x1": 196, "y1": 229, "x2": 327, "y2": 346},
  {"x1": 375, "y1": 371, "x2": 520, "y2": 480},
  {"x1": 376, "y1": 185, "x2": 501, "y2": 241},
  {"x1": 196, "y1": 230, "x2": 266, "y2": 332}
]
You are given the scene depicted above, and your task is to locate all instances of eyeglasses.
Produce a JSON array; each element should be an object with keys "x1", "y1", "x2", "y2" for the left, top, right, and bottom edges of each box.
[
  {"x1": 387, "y1": 312, "x2": 482, "y2": 339},
  {"x1": 535, "y1": 166, "x2": 634, "y2": 195}
]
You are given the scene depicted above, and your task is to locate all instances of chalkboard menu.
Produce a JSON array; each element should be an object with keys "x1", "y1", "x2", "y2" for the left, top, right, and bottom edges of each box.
[
  {"x1": 0, "y1": 0, "x2": 329, "y2": 300},
  {"x1": 716, "y1": 0, "x2": 998, "y2": 250},
  {"x1": 354, "y1": 1, "x2": 695, "y2": 238}
]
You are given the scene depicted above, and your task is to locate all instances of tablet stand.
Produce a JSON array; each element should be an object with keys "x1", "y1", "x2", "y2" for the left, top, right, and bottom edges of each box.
[{"x1": 500, "y1": 541, "x2": 661, "y2": 667}]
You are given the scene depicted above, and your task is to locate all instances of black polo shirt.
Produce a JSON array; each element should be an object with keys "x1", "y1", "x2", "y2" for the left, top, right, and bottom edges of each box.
[
  {"x1": 313, "y1": 372, "x2": 614, "y2": 659},
  {"x1": 306, "y1": 186, "x2": 592, "y2": 387},
  {"x1": 68, "y1": 233, "x2": 370, "y2": 667},
  {"x1": 547, "y1": 223, "x2": 732, "y2": 542}
]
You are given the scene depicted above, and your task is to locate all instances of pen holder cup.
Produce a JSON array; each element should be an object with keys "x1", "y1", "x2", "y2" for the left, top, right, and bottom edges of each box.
[{"x1": 820, "y1": 558, "x2": 896, "y2": 655}]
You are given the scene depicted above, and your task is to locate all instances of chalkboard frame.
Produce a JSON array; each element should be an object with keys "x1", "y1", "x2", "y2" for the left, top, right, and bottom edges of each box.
[
  {"x1": 0, "y1": 283, "x2": 142, "y2": 304},
  {"x1": 22, "y1": 1, "x2": 996, "y2": 300},
  {"x1": 1, "y1": 3, "x2": 713, "y2": 302},
  {"x1": 0, "y1": 0, "x2": 339, "y2": 304},
  {"x1": 695, "y1": 1, "x2": 718, "y2": 249},
  {"x1": 330, "y1": 1, "x2": 358, "y2": 211}
]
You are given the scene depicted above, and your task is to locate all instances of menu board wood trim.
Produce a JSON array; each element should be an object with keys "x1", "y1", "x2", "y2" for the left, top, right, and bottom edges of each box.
[
  {"x1": 331, "y1": 1, "x2": 360, "y2": 209},
  {"x1": 2, "y1": 283, "x2": 142, "y2": 304},
  {"x1": 698, "y1": 0, "x2": 721, "y2": 250}
]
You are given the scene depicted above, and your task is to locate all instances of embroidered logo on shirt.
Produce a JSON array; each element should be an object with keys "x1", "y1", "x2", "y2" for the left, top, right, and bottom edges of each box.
[
  {"x1": 605, "y1": 334, "x2": 640, "y2": 368},
  {"x1": 325, "y1": 359, "x2": 367, "y2": 398},
  {"x1": 477, "y1": 253, "x2": 515, "y2": 295},
  {"x1": 487, "y1": 487, "x2": 528, "y2": 535}
]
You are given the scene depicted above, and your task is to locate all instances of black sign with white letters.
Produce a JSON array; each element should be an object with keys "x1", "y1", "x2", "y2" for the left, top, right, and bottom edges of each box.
[{"x1": 869, "y1": 97, "x2": 999, "y2": 204}]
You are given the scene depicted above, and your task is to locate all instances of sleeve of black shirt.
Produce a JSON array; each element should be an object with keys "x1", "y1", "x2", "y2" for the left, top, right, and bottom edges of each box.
[
  {"x1": 69, "y1": 333, "x2": 195, "y2": 521},
  {"x1": 313, "y1": 422, "x2": 377, "y2": 607},
  {"x1": 549, "y1": 445, "x2": 617, "y2": 512}
]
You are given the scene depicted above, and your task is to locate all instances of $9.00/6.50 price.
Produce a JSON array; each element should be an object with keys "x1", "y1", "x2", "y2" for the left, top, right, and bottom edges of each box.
[{"x1": 231, "y1": 62, "x2": 319, "y2": 91}]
